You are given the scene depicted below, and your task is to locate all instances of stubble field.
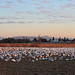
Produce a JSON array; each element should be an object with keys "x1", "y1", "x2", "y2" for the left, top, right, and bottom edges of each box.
[{"x1": 0, "y1": 59, "x2": 75, "y2": 75}]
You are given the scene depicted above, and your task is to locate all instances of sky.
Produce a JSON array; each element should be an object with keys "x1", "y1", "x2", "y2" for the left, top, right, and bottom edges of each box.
[{"x1": 0, "y1": 0, "x2": 75, "y2": 38}]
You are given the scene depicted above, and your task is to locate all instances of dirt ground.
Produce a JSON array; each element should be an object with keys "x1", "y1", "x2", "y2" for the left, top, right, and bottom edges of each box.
[{"x1": 0, "y1": 58, "x2": 75, "y2": 75}]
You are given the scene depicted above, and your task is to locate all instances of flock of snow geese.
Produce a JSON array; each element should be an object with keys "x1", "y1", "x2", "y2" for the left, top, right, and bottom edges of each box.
[{"x1": 0, "y1": 47, "x2": 75, "y2": 62}]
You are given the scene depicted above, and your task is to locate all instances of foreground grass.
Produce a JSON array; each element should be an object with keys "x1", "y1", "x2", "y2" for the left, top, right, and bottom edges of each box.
[{"x1": 0, "y1": 58, "x2": 75, "y2": 75}]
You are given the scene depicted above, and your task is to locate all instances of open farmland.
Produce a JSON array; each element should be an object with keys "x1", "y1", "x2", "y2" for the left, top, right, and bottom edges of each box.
[
  {"x1": 0, "y1": 59, "x2": 75, "y2": 75},
  {"x1": 0, "y1": 47, "x2": 75, "y2": 75}
]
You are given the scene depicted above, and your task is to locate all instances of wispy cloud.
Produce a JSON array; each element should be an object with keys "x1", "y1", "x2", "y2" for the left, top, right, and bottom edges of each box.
[
  {"x1": 0, "y1": 0, "x2": 75, "y2": 24},
  {"x1": 42, "y1": 1, "x2": 50, "y2": 3},
  {"x1": 17, "y1": 0, "x2": 25, "y2": 3},
  {"x1": 0, "y1": 6, "x2": 10, "y2": 8},
  {"x1": 33, "y1": 3, "x2": 42, "y2": 6}
]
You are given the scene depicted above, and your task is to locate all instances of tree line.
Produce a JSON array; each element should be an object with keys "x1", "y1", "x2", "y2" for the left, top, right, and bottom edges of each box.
[{"x1": 0, "y1": 37, "x2": 75, "y2": 43}]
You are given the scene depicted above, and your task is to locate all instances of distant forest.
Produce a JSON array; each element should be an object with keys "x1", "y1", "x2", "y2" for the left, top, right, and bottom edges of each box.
[{"x1": 0, "y1": 37, "x2": 75, "y2": 43}]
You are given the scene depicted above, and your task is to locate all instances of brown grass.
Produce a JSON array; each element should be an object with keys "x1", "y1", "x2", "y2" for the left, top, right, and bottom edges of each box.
[{"x1": 0, "y1": 43, "x2": 75, "y2": 47}]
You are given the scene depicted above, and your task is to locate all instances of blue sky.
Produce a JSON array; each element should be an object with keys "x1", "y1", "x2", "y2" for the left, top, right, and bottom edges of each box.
[{"x1": 0, "y1": 0, "x2": 75, "y2": 38}]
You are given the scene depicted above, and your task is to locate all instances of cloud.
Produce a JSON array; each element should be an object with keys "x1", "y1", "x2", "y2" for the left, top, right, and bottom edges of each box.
[
  {"x1": 41, "y1": 10, "x2": 53, "y2": 13},
  {"x1": 0, "y1": 0, "x2": 75, "y2": 24},
  {"x1": 0, "y1": 17, "x2": 26, "y2": 20},
  {"x1": 7, "y1": 21, "x2": 16, "y2": 23},
  {"x1": 25, "y1": 11, "x2": 31, "y2": 13},
  {"x1": 60, "y1": 15, "x2": 75, "y2": 18},
  {"x1": 42, "y1": 1, "x2": 50, "y2": 3},
  {"x1": 6, "y1": 1, "x2": 13, "y2": 6},
  {"x1": 0, "y1": 6, "x2": 10, "y2": 8},
  {"x1": 0, "y1": 21, "x2": 26, "y2": 24},
  {"x1": 37, "y1": 7, "x2": 44, "y2": 9},
  {"x1": 0, "y1": 22, "x2": 5, "y2": 24},
  {"x1": 1, "y1": 17, "x2": 8, "y2": 19},
  {"x1": 28, "y1": 21, "x2": 33, "y2": 23},
  {"x1": 61, "y1": 2, "x2": 73, "y2": 8},
  {"x1": 17, "y1": 21, "x2": 25, "y2": 23},
  {"x1": 16, "y1": 12, "x2": 25, "y2": 13},
  {"x1": 6, "y1": 1, "x2": 13, "y2": 3},
  {"x1": 17, "y1": 0, "x2": 25, "y2": 3},
  {"x1": 25, "y1": 11, "x2": 34, "y2": 14},
  {"x1": 67, "y1": 0, "x2": 73, "y2": 1},
  {"x1": 33, "y1": 3, "x2": 42, "y2": 6},
  {"x1": 32, "y1": 0, "x2": 40, "y2": 1},
  {"x1": 32, "y1": 0, "x2": 36, "y2": 1}
]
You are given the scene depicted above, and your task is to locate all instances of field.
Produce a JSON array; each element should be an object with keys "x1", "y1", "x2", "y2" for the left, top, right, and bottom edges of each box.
[
  {"x1": 0, "y1": 59, "x2": 75, "y2": 75},
  {"x1": 0, "y1": 47, "x2": 75, "y2": 75},
  {"x1": 0, "y1": 43, "x2": 75, "y2": 47}
]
